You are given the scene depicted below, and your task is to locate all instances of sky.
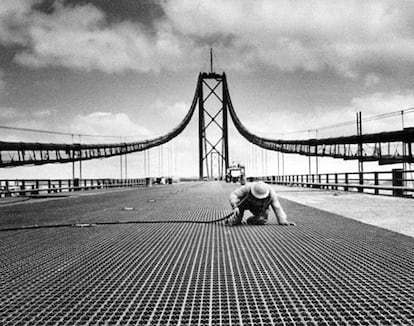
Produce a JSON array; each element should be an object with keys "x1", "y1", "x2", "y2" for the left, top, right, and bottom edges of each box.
[{"x1": 1, "y1": 0, "x2": 414, "y2": 179}]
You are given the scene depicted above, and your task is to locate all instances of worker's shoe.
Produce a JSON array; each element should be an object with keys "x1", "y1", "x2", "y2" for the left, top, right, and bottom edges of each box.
[{"x1": 246, "y1": 215, "x2": 267, "y2": 225}]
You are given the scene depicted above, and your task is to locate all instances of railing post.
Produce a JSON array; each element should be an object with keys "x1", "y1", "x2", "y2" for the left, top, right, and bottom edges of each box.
[
  {"x1": 344, "y1": 173, "x2": 349, "y2": 191},
  {"x1": 48, "y1": 180, "x2": 52, "y2": 193},
  {"x1": 5, "y1": 181, "x2": 11, "y2": 197},
  {"x1": 358, "y1": 172, "x2": 364, "y2": 193},
  {"x1": 74, "y1": 178, "x2": 80, "y2": 191},
  {"x1": 335, "y1": 173, "x2": 338, "y2": 190},
  {"x1": 374, "y1": 172, "x2": 379, "y2": 195},
  {"x1": 19, "y1": 180, "x2": 26, "y2": 196},
  {"x1": 392, "y1": 169, "x2": 403, "y2": 197}
]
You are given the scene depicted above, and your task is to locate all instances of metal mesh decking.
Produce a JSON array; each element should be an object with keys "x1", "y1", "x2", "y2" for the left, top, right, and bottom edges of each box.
[{"x1": 1, "y1": 182, "x2": 413, "y2": 325}]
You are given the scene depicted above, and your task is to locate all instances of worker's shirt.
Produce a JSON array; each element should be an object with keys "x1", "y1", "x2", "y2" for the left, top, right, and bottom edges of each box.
[{"x1": 230, "y1": 184, "x2": 287, "y2": 222}]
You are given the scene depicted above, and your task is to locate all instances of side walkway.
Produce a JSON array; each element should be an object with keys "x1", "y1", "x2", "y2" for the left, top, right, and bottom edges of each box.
[{"x1": 272, "y1": 185, "x2": 414, "y2": 238}]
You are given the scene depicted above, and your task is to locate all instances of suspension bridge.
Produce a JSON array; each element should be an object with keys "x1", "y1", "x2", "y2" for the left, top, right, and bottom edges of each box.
[
  {"x1": 1, "y1": 72, "x2": 413, "y2": 170},
  {"x1": 1, "y1": 71, "x2": 413, "y2": 326}
]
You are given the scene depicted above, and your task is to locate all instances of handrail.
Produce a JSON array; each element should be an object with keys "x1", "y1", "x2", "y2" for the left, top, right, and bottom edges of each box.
[
  {"x1": 0, "y1": 178, "x2": 156, "y2": 197},
  {"x1": 250, "y1": 169, "x2": 414, "y2": 197}
]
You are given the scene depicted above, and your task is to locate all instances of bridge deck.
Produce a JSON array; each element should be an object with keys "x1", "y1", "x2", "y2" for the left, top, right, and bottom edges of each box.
[{"x1": 1, "y1": 182, "x2": 413, "y2": 326}]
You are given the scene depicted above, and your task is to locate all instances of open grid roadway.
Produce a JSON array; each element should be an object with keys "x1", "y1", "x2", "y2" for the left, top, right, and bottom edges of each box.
[{"x1": 0, "y1": 181, "x2": 413, "y2": 325}]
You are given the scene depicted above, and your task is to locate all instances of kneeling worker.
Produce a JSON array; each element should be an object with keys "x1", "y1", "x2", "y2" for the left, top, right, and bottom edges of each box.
[{"x1": 228, "y1": 181, "x2": 295, "y2": 226}]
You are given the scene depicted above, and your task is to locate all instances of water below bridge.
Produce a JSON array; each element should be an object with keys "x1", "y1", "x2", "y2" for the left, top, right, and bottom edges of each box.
[{"x1": 0, "y1": 182, "x2": 413, "y2": 325}]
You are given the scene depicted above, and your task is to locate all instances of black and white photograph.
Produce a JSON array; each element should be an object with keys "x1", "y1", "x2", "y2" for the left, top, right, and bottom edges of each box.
[{"x1": 0, "y1": 0, "x2": 413, "y2": 325}]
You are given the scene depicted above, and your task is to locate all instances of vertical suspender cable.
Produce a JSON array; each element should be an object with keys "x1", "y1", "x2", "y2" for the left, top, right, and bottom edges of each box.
[
  {"x1": 120, "y1": 137, "x2": 123, "y2": 179},
  {"x1": 161, "y1": 144, "x2": 163, "y2": 177},
  {"x1": 277, "y1": 151, "x2": 280, "y2": 177},
  {"x1": 308, "y1": 130, "x2": 312, "y2": 175},
  {"x1": 125, "y1": 137, "x2": 128, "y2": 179},
  {"x1": 401, "y1": 111, "x2": 406, "y2": 191},
  {"x1": 315, "y1": 129, "x2": 319, "y2": 175},
  {"x1": 158, "y1": 146, "x2": 161, "y2": 177},
  {"x1": 144, "y1": 150, "x2": 147, "y2": 178},
  {"x1": 79, "y1": 134, "x2": 82, "y2": 180},
  {"x1": 148, "y1": 148, "x2": 151, "y2": 178},
  {"x1": 72, "y1": 134, "x2": 75, "y2": 180}
]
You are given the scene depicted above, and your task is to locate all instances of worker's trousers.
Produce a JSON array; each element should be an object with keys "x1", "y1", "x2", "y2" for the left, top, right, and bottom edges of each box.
[{"x1": 234, "y1": 204, "x2": 269, "y2": 225}]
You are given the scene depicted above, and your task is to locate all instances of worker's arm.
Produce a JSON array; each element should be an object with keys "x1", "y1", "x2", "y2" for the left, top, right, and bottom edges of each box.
[
  {"x1": 227, "y1": 186, "x2": 249, "y2": 226},
  {"x1": 229, "y1": 185, "x2": 249, "y2": 208},
  {"x1": 268, "y1": 194, "x2": 295, "y2": 226}
]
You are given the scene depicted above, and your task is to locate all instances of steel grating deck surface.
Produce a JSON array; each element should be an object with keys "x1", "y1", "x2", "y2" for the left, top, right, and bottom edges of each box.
[{"x1": 0, "y1": 182, "x2": 413, "y2": 326}]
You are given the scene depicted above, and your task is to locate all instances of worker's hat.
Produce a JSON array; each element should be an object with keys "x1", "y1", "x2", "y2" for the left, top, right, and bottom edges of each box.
[{"x1": 251, "y1": 181, "x2": 270, "y2": 199}]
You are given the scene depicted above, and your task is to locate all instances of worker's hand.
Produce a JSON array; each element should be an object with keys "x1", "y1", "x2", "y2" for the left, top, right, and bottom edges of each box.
[
  {"x1": 278, "y1": 219, "x2": 296, "y2": 226},
  {"x1": 226, "y1": 207, "x2": 240, "y2": 226}
]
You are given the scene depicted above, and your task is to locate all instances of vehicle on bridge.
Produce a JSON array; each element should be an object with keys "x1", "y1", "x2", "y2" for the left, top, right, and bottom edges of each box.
[{"x1": 225, "y1": 162, "x2": 246, "y2": 185}]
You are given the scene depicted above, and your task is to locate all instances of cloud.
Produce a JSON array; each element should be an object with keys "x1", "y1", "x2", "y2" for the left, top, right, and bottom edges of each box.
[
  {"x1": 1, "y1": 0, "x2": 414, "y2": 79},
  {"x1": 32, "y1": 109, "x2": 55, "y2": 118},
  {"x1": 152, "y1": 99, "x2": 190, "y2": 117},
  {"x1": 71, "y1": 111, "x2": 151, "y2": 139},
  {"x1": 0, "y1": 0, "x2": 32, "y2": 45},
  {"x1": 364, "y1": 73, "x2": 380, "y2": 87},
  {"x1": 0, "y1": 107, "x2": 22, "y2": 120},
  {"x1": 1, "y1": 1, "x2": 196, "y2": 73},
  {"x1": 349, "y1": 91, "x2": 414, "y2": 133},
  {"x1": 0, "y1": 105, "x2": 59, "y2": 142},
  {"x1": 0, "y1": 108, "x2": 154, "y2": 143},
  {"x1": 0, "y1": 75, "x2": 5, "y2": 100},
  {"x1": 0, "y1": 106, "x2": 56, "y2": 123},
  {"x1": 241, "y1": 90, "x2": 414, "y2": 139},
  {"x1": 161, "y1": 0, "x2": 414, "y2": 77},
  {"x1": 350, "y1": 91, "x2": 414, "y2": 115}
]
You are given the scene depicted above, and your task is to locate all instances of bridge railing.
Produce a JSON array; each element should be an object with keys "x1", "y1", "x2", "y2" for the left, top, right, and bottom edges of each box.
[
  {"x1": 250, "y1": 169, "x2": 414, "y2": 197},
  {"x1": 0, "y1": 178, "x2": 160, "y2": 197}
]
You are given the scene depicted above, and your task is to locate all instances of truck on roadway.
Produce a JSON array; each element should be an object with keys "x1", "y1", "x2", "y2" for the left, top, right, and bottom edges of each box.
[{"x1": 225, "y1": 162, "x2": 246, "y2": 185}]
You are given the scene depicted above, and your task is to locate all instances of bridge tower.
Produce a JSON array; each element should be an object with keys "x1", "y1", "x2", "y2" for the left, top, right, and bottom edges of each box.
[{"x1": 198, "y1": 72, "x2": 229, "y2": 180}]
